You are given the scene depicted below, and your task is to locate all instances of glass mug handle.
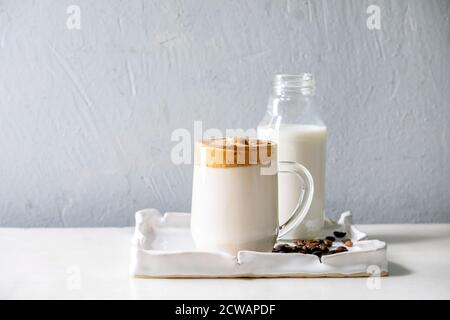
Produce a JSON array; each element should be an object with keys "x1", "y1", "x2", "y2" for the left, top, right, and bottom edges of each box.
[{"x1": 277, "y1": 161, "x2": 314, "y2": 239}]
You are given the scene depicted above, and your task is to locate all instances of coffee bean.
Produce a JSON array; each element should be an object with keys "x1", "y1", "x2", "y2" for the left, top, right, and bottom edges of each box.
[
  {"x1": 329, "y1": 250, "x2": 337, "y2": 254},
  {"x1": 325, "y1": 236, "x2": 335, "y2": 242},
  {"x1": 323, "y1": 239, "x2": 333, "y2": 247},
  {"x1": 272, "y1": 244, "x2": 286, "y2": 252},
  {"x1": 333, "y1": 231, "x2": 347, "y2": 238},
  {"x1": 336, "y1": 246, "x2": 348, "y2": 252},
  {"x1": 319, "y1": 243, "x2": 328, "y2": 251},
  {"x1": 273, "y1": 244, "x2": 295, "y2": 253},
  {"x1": 343, "y1": 239, "x2": 353, "y2": 247},
  {"x1": 301, "y1": 246, "x2": 311, "y2": 254}
]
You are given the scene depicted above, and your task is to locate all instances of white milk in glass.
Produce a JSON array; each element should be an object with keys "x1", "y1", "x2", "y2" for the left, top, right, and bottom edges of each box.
[
  {"x1": 258, "y1": 124, "x2": 326, "y2": 239},
  {"x1": 257, "y1": 73, "x2": 326, "y2": 239}
]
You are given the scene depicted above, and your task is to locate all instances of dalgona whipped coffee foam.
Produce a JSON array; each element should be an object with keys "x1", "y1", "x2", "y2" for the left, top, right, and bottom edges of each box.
[{"x1": 194, "y1": 137, "x2": 277, "y2": 168}]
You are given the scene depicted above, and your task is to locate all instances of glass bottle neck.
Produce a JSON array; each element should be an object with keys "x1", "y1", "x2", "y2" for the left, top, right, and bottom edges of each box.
[
  {"x1": 272, "y1": 73, "x2": 315, "y2": 97},
  {"x1": 259, "y1": 73, "x2": 324, "y2": 127},
  {"x1": 272, "y1": 87, "x2": 315, "y2": 98}
]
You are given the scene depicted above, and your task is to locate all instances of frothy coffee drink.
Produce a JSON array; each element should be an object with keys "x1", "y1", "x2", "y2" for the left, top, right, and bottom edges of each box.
[{"x1": 191, "y1": 137, "x2": 279, "y2": 254}]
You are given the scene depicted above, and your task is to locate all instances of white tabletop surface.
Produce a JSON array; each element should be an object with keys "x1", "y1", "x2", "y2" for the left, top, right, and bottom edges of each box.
[{"x1": 1, "y1": 224, "x2": 449, "y2": 300}]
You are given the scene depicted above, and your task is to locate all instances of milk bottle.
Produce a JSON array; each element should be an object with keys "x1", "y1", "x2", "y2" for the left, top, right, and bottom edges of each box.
[{"x1": 257, "y1": 74, "x2": 326, "y2": 239}]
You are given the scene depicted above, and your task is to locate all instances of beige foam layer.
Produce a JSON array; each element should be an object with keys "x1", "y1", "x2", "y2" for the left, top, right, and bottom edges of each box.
[{"x1": 194, "y1": 137, "x2": 276, "y2": 168}]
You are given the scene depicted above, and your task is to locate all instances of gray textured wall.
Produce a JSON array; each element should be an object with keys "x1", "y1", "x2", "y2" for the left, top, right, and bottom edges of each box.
[{"x1": 0, "y1": 0, "x2": 449, "y2": 226}]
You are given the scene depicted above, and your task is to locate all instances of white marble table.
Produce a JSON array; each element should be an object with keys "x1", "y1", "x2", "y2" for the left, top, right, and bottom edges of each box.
[{"x1": 1, "y1": 224, "x2": 449, "y2": 299}]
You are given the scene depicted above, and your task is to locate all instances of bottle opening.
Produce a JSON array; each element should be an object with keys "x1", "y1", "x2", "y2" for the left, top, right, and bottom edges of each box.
[{"x1": 273, "y1": 73, "x2": 315, "y2": 95}]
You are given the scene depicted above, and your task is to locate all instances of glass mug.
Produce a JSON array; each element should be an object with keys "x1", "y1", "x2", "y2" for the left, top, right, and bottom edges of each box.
[{"x1": 191, "y1": 137, "x2": 314, "y2": 255}]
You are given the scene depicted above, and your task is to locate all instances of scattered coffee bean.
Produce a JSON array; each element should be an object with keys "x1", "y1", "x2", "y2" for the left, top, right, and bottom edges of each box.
[
  {"x1": 286, "y1": 245, "x2": 298, "y2": 253},
  {"x1": 323, "y1": 239, "x2": 333, "y2": 247},
  {"x1": 272, "y1": 244, "x2": 287, "y2": 252},
  {"x1": 272, "y1": 235, "x2": 353, "y2": 256},
  {"x1": 274, "y1": 244, "x2": 296, "y2": 253},
  {"x1": 311, "y1": 246, "x2": 322, "y2": 253},
  {"x1": 333, "y1": 231, "x2": 347, "y2": 238},
  {"x1": 343, "y1": 239, "x2": 353, "y2": 247}
]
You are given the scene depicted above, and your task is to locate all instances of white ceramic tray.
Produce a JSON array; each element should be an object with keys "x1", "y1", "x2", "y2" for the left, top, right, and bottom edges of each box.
[{"x1": 130, "y1": 209, "x2": 388, "y2": 278}]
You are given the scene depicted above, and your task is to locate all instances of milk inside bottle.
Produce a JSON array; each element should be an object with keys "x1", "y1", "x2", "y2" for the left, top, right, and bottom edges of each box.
[{"x1": 257, "y1": 74, "x2": 326, "y2": 239}]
